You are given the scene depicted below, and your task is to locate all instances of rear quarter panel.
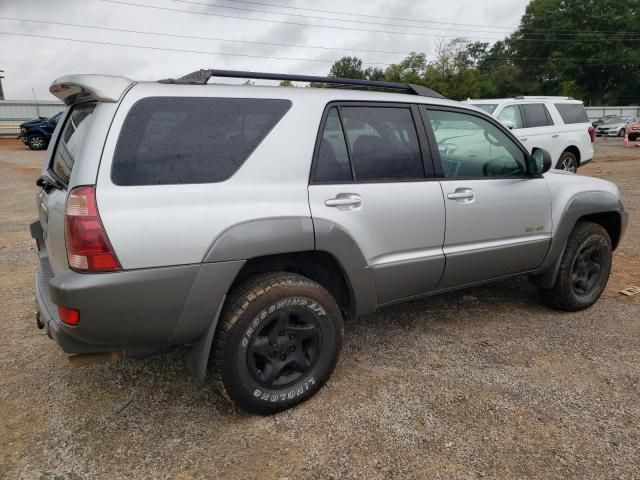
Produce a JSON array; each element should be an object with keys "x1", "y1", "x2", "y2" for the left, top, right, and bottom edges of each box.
[{"x1": 96, "y1": 84, "x2": 323, "y2": 269}]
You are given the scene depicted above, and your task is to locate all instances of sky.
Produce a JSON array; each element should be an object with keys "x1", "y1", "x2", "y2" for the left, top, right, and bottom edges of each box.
[{"x1": 0, "y1": 0, "x2": 530, "y2": 100}]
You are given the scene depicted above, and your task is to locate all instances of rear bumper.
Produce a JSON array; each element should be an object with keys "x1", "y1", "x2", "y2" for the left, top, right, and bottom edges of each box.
[{"x1": 31, "y1": 221, "x2": 244, "y2": 354}]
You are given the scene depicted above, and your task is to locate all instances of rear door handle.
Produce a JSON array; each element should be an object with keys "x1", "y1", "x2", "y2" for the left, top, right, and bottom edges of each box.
[
  {"x1": 446, "y1": 188, "x2": 474, "y2": 203},
  {"x1": 551, "y1": 134, "x2": 560, "y2": 138},
  {"x1": 325, "y1": 194, "x2": 361, "y2": 208},
  {"x1": 519, "y1": 137, "x2": 528, "y2": 141}
]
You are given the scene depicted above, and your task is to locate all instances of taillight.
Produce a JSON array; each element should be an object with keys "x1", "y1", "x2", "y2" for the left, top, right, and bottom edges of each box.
[
  {"x1": 64, "y1": 185, "x2": 120, "y2": 272},
  {"x1": 588, "y1": 126, "x2": 595, "y2": 143},
  {"x1": 58, "y1": 306, "x2": 80, "y2": 326}
]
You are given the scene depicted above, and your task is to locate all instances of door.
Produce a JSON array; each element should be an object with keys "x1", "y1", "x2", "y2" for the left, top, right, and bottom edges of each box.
[
  {"x1": 423, "y1": 107, "x2": 552, "y2": 289},
  {"x1": 497, "y1": 103, "x2": 560, "y2": 161},
  {"x1": 308, "y1": 104, "x2": 446, "y2": 304}
]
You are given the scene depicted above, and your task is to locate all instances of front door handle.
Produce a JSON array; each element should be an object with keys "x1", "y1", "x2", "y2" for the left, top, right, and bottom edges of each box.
[
  {"x1": 551, "y1": 134, "x2": 560, "y2": 138},
  {"x1": 519, "y1": 137, "x2": 528, "y2": 142},
  {"x1": 446, "y1": 188, "x2": 475, "y2": 203},
  {"x1": 325, "y1": 193, "x2": 361, "y2": 208}
]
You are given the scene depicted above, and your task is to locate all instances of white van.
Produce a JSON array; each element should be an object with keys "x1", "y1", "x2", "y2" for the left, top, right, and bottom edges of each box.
[{"x1": 468, "y1": 97, "x2": 595, "y2": 172}]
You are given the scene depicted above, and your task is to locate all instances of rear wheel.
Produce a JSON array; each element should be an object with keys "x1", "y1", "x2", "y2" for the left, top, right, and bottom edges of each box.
[
  {"x1": 557, "y1": 151, "x2": 578, "y2": 172},
  {"x1": 540, "y1": 222, "x2": 612, "y2": 311},
  {"x1": 212, "y1": 272, "x2": 343, "y2": 414},
  {"x1": 27, "y1": 134, "x2": 46, "y2": 150}
]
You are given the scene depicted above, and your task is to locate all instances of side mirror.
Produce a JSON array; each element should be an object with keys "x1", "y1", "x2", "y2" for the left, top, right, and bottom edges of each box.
[
  {"x1": 530, "y1": 148, "x2": 552, "y2": 175},
  {"x1": 501, "y1": 120, "x2": 514, "y2": 129}
]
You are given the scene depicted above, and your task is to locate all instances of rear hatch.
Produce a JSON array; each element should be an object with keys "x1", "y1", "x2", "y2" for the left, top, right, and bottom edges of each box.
[
  {"x1": 36, "y1": 103, "x2": 98, "y2": 274},
  {"x1": 36, "y1": 74, "x2": 134, "y2": 275}
]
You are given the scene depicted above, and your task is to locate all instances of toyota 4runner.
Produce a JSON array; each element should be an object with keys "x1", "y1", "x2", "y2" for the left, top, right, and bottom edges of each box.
[{"x1": 32, "y1": 70, "x2": 627, "y2": 414}]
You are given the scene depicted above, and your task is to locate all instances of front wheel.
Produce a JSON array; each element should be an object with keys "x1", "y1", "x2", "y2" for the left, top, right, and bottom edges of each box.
[
  {"x1": 540, "y1": 221, "x2": 612, "y2": 311},
  {"x1": 27, "y1": 134, "x2": 47, "y2": 150},
  {"x1": 618, "y1": 128, "x2": 626, "y2": 137},
  {"x1": 212, "y1": 272, "x2": 343, "y2": 414}
]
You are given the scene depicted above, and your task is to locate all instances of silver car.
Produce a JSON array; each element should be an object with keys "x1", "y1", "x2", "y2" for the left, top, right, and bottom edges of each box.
[
  {"x1": 595, "y1": 116, "x2": 639, "y2": 137},
  {"x1": 32, "y1": 70, "x2": 628, "y2": 414}
]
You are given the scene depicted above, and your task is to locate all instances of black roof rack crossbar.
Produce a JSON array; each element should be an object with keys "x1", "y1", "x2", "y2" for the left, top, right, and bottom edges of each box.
[{"x1": 158, "y1": 69, "x2": 445, "y2": 99}]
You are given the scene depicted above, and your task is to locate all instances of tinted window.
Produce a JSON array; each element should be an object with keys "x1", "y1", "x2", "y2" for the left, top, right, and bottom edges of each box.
[
  {"x1": 497, "y1": 105, "x2": 523, "y2": 129},
  {"x1": 554, "y1": 103, "x2": 589, "y2": 124},
  {"x1": 315, "y1": 108, "x2": 352, "y2": 183},
  {"x1": 51, "y1": 103, "x2": 96, "y2": 184},
  {"x1": 472, "y1": 104, "x2": 498, "y2": 114},
  {"x1": 112, "y1": 97, "x2": 291, "y2": 186},
  {"x1": 522, "y1": 103, "x2": 552, "y2": 128},
  {"x1": 427, "y1": 109, "x2": 526, "y2": 178},
  {"x1": 340, "y1": 107, "x2": 424, "y2": 181}
]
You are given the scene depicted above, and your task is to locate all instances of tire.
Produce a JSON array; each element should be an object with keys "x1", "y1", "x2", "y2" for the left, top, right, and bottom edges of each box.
[
  {"x1": 557, "y1": 151, "x2": 578, "y2": 173},
  {"x1": 540, "y1": 221, "x2": 612, "y2": 311},
  {"x1": 27, "y1": 134, "x2": 47, "y2": 150},
  {"x1": 212, "y1": 272, "x2": 344, "y2": 414},
  {"x1": 618, "y1": 128, "x2": 625, "y2": 137},
  {"x1": 629, "y1": 135, "x2": 637, "y2": 141}
]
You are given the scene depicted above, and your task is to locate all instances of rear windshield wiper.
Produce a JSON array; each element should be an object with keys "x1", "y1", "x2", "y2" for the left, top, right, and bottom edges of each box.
[{"x1": 36, "y1": 174, "x2": 64, "y2": 193}]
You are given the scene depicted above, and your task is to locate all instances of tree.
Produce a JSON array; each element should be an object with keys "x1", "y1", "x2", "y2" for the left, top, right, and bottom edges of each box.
[
  {"x1": 279, "y1": 80, "x2": 294, "y2": 87},
  {"x1": 507, "y1": 0, "x2": 640, "y2": 104},
  {"x1": 329, "y1": 56, "x2": 365, "y2": 79}
]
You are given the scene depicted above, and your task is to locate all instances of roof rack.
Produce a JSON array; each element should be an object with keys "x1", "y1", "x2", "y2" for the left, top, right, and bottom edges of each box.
[
  {"x1": 513, "y1": 95, "x2": 575, "y2": 100},
  {"x1": 158, "y1": 69, "x2": 445, "y2": 99}
]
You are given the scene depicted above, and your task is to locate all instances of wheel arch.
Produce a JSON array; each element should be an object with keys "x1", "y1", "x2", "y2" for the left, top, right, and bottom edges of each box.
[
  {"x1": 531, "y1": 191, "x2": 626, "y2": 289},
  {"x1": 561, "y1": 145, "x2": 581, "y2": 166}
]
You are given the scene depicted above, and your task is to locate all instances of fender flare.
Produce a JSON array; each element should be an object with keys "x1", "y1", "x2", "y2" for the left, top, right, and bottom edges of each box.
[{"x1": 531, "y1": 191, "x2": 624, "y2": 289}]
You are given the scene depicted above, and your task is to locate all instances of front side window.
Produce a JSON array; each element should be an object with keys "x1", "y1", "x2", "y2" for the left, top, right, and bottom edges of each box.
[
  {"x1": 522, "y1": 103, "x2": 553, "y2": 128},
  {"x1": 112, "y1": 97, "x2": 291, "y2": 186},
  {"x1": 497, "y1": 105, "x2": 524, "y2": 129},
  {"x1": 427, "y1": 109, "x2": 526, "y2": 178},
  {"x1": 51, "y1": 103, "x2": 96, "y2": 184}
]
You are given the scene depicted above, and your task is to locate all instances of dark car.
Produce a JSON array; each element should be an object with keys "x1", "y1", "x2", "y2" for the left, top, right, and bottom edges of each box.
[{"x1": 19, "y1": 111, "x2": 63, "y2": 150}]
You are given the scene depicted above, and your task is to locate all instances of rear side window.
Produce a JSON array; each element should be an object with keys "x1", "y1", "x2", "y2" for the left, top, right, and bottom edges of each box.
[
  {"x1": 554, "y1": 103, "x2": 589, "y2": 124},
  {"x1": 112, "y1": 97, "x2": 291, "y2": 186},
  {"x1": 522, "y1": 103, "x2": 553, "y2": 128},
  {"x1": 315, "y1": 105, "x2": 426, "y2": 183},
  {"x1": 51, "y1": 103, "x2": 96, "y2": 184}
]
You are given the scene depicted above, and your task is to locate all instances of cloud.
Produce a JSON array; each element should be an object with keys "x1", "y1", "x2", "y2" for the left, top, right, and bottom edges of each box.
[{"x1": 0, "y1": 0, "x2": 529, "y2": 99}]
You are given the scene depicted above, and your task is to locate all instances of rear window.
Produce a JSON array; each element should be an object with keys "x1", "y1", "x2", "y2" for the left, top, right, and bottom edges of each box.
[
  {"x1": 554, "y1": 103, "x2": 589, "y2": 124},
  {"x1": 51, "y1": 103, "x2": 96, "y2": 184},
  {"x1": 111, "y1": 97, "x2": 291, "y2": 186}
]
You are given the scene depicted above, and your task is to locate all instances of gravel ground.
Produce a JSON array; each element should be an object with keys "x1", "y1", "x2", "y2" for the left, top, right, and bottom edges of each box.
[{"x1": 0, "y1": 138, "x2": 639, "y2": 479}]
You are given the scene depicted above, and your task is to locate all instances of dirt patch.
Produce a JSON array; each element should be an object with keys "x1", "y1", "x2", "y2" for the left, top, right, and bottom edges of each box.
[{"x1": 0, "y1": 138, "x2": 638, "y2": 479}]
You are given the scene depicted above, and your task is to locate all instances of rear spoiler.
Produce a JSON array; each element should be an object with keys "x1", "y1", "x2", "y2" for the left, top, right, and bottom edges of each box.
[{"x1": 49, "y1": 74, "x2": 134, "y2": 106}]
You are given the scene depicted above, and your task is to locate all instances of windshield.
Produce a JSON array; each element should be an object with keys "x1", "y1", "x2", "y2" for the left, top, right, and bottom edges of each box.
[
  {"x1": 603, "y1": 116, "x2": 627, "y2": 124},
  {"x1": 471, "y1": 104, "x2": 498, "y2": 114}
]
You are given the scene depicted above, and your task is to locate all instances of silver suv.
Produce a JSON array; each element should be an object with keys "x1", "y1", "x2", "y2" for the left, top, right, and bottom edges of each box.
[{"x1": 32, "y1": 70, "x2": 628, "y2": 414}]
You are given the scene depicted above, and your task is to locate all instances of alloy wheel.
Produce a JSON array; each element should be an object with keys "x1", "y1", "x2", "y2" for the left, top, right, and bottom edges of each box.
[
  {"x1": 571, "y1": 244, "x2": 604, "y2": 296},
  {"x1": 247, "y1": 308, "x2": 321, "y2": 388}
]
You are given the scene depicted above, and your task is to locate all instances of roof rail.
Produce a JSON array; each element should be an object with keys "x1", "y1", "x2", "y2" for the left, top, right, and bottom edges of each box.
[
  {"x1": 513, "y1": 95, "x2": 575, "y2": 100},
  {"x1": 158, "y1": 69, "x2": 445, "y2": 99}
]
